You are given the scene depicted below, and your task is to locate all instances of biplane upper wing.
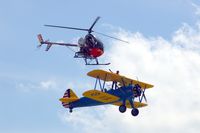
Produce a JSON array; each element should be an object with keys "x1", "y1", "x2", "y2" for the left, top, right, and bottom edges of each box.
[
  {"x1": 83, "y1": 90, "x2": 120, "y2": 103},
  {"x1": 87, "y1": 69, "x2": 154, "y2": 89}
]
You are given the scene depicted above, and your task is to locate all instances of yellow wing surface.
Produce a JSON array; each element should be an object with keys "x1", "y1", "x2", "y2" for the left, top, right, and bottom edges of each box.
[
  {"x1": 83, "y1": 90, "x2": 120, "y2": 103},
  {"x1": 59, "y1": 97, "x2": 79, "y2": 103},
  {"x1": 113, "y1": 101, "x2": 147, "y2": 108},
  {"x1": 83, "y1": 90, "x2": 147, "y2": 108},
  {"x1": 87, "y1": 69, "x2": 154, "y2": 89}
]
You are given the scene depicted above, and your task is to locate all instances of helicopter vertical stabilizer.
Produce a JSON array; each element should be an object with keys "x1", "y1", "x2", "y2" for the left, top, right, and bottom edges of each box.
[{"x1": 37, "y1": 34, "x2": 44, "y2": 44}]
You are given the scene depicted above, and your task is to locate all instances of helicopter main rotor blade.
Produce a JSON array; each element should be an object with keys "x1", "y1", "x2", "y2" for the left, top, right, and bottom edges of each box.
[
  {"x1": 88, "y1": 16, "x2": 100, "y2": 33},
  {"x1": 94, "y1": 31, "x2": 129, "y2": 44},
  {"x1": 44, "y1": 25, "x2": 89, "y2": 32}
]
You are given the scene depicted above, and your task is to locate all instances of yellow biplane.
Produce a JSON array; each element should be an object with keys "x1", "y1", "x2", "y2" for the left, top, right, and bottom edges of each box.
[{"x1": 60, "y1": 69, "x2": 154, "y2": 116}]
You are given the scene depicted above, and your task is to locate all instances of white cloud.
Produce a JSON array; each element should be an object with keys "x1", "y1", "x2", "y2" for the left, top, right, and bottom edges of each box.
[
  {"x1": 192, "y1": 3, "x2": 200, "y2": 16},
  {"x1": 172, "y1": 22, "x2": 200, "y2": 51},
  {"x1": 15, "y1": 78, "x2": 93, "y2": 96},
  {"x1": 16, "y1": 80, "x2": 60, "y2": 92},
  {"x1": 58, "y1": 18, "x2": 200, "y2": 133},
  {"x1": 40, "y1": 80, "x2": 57, "y2": 90}
]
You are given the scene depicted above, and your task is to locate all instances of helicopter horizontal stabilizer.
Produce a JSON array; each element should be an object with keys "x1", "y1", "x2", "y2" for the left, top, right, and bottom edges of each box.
[{"x1": 45, "y1": 43, "x2": 52, "y2": 51}]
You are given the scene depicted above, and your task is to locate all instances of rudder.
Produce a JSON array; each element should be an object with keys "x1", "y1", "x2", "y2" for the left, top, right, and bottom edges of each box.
[{"x1": 60, "y1": 89, "x2": 79, "y2": 108}]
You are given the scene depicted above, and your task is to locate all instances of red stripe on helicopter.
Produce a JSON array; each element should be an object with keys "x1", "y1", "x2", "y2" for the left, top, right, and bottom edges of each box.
[{"x1": 89, "y1": 48, "x2": 104, "y2": 58}]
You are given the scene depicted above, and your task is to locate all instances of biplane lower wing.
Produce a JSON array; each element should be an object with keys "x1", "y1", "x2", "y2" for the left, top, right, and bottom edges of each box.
[
  {"x1": 87, "y1": 69, "x2": 154, "y2": 89},
  {"x1": 82, "y1": 90, "x2": 147, "y2": 108},
  {"x1": 113, "y1": 100, "x2": 147, "y2": 108},
  {"x1": 83, "y1": 90, "x2": 120, "y2": 103}
]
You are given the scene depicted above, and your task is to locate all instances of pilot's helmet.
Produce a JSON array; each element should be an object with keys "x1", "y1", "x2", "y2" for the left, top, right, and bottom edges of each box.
[{"x1": 78, "y1": 37, "x2": 85, "y2": 46}]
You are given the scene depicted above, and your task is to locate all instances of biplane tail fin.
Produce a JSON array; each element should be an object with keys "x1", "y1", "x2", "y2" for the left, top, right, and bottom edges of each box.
[{"x1": 60, "y1": 89, "x2": 79, "y2": 108}]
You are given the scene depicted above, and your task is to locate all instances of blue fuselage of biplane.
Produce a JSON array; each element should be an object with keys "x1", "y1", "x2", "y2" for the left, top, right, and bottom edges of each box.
[{"x1": 70, "y1": 85, "x2": 134, "y2": 108}]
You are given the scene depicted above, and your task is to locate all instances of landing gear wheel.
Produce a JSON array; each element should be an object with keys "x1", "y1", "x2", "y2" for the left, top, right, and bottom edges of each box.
[
  {"x1": 119, "y1": 105, "x2": 127, "y2": 113},
  {"x1": 131, "y1": 108, "x2": 139, "y2": 116}
]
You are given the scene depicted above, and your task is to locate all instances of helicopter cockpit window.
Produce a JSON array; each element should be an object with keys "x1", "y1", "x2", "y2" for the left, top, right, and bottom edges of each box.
[
  {"x1": 85, "y1": 35, "x2": 92, "y2": 46},
  {"x1": 96, "y1": 39, "x2": 104, "y2": 50}
]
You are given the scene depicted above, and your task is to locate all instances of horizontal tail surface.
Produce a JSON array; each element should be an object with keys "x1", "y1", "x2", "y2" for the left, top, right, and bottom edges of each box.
[{"x1": 60, "y1": 89, "x2": 79, "y2": 108}]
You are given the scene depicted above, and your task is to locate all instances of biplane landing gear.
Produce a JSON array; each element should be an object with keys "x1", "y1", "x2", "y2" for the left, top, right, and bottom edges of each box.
[
  {"x1": 69, "y1": 108, "x2": 73, "y2": 113},
  {"x1": 131, "y1": 108, "x2": 139, "y2": 116},
  {"x1": 119, "y1": 105, "x2": 127, "y2": 113}
]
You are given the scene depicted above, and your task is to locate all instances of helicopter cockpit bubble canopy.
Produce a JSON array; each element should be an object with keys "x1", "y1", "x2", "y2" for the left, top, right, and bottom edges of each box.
[
  {"x1": 85, "y1": 34, "x2": 104, "y2": 51},
  {"x1": 95, "y1": 38, "x2": 104, "y2": 51}
]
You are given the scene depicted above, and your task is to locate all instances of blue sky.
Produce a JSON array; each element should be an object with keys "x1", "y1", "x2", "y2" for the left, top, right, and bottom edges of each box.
[{"x1": 1, "y1": 0, "x2": 200, "y2": 133}]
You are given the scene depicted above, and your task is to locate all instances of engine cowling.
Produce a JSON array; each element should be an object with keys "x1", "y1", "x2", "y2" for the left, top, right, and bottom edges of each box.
[{"x1": 133, "y1": 84, "x2": 142, "y2": 97}]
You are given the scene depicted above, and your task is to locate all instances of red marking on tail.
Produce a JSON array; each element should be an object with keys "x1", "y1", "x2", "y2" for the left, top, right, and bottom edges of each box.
[
  {"x1": 62, "y1": 89, "x2": 70, "y2": 108},
  {"x1": 37, "y1": 34, "x2": 44, "y2": 44}
]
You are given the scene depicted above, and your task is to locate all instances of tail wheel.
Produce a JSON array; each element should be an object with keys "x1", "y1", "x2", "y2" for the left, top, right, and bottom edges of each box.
[
  {"x1": 69, "y1": 108, "x2": 73, "y2": 113},
  {"x1": 119, "y1": 105, "x2": 127, "y2": 113},
  {"x1": 131, "y1": 108, "x2": 139, "y2": 116}
]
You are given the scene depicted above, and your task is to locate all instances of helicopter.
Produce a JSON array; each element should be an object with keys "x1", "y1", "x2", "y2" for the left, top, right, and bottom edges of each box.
[{"x1": 37, "y1": 16, "x2": 128, "y2": 65}]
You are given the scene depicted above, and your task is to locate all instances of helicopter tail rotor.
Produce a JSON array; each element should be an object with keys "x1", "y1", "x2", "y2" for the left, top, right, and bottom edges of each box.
[
  {"x1": 37, "y1": 34, "x2": 44, "y2": 48},
  {"x1": 37, "y1": 34, "x2": 52, "y2": 51}
]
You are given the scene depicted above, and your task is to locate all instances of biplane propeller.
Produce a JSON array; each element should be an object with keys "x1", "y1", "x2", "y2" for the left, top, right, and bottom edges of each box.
[
  {"x1": 37, "y1": 16, "x2": 128, "y2": 65},
  {"x1": 109, "y1": 69, "x2": 148, "y2": 103},
  {"x1": 59, "y1": 69, "x2": 154, "y2": 116}
]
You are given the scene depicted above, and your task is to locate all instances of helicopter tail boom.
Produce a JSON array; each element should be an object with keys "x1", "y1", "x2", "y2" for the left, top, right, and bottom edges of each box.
[{"x1": 37, "y1": 34, "x2": 79, "y2": 51}]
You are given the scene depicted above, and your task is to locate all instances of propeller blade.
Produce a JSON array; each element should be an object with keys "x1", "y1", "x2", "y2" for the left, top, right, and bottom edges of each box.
[
  {"x1": 94, "y1": 31, "x2": 129, "y2": 43},
  {"x1": 88, "y1": 16, "x2": 100, "y2": 33},
  {"x1": 44, "y1": 25, "x2": 89, "y2": 32}
]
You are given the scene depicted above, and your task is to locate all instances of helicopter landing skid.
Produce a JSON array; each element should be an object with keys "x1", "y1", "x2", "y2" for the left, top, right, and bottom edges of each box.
[
  {"x1": 74, "y1": 52, "x2": 110, "y2": 65},
  {"x1": 86, "y1": 62, "x2": 111, "y2": 65},
  {"x1": 84, "y1": 58, "x2": 110, "y2": 65}
]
